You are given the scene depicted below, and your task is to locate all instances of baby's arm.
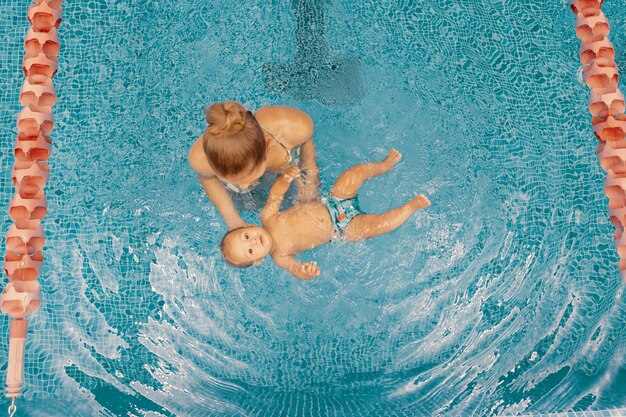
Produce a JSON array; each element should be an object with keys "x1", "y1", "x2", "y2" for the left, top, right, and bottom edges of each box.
[
  {"x1": 261, "y1": 167, "x2": 300, "y2": 222},
  {"x1": 273, "y1": 255, "x2": 320, "y2": 280}
]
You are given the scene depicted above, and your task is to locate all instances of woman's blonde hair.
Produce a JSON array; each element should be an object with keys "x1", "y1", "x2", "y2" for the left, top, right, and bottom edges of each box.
[{"x1": 202, "y1": 101, "x2": 266, "y2": 177}]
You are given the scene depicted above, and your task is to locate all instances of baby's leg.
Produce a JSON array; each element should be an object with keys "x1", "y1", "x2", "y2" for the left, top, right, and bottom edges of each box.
[
  {"x1": 330, "y1": 149, "x2": 402, "y2": 199},
  {"x1": 344, "y1": 194, "x2": 430, "y2": 242}
]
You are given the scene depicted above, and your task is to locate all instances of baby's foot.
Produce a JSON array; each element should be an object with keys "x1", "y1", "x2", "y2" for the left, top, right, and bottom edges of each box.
[
  {"x1": 381, "y1": 148, "x2": 402, "y2": 170},
  {"x1": 410, "y1": 194, "x2": 431, "y2": 209}
]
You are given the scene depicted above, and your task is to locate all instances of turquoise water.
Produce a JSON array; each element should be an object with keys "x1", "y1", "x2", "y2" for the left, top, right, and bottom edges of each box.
[{"x1": 1, "y1": 0, "x2": 626, "y2": 416}]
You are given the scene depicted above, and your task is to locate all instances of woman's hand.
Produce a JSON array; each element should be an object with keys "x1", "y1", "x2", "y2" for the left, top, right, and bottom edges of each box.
[{"x1": 198, "y1": 175, "x2": 246, "y2": 231}]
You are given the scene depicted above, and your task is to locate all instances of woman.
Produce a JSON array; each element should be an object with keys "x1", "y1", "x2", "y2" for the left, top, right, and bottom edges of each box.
[{"x1": 188, "y1": 101, "x2": 319, "y2": 230}]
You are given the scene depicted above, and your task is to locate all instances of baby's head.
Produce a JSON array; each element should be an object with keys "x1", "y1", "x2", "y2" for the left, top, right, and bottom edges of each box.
[
  {"x1": 203, "y1": 101, "x2": 267, "y2": 191},
  {"x1": 220, "y1": 225, "x2": 273, "y2": 268}
]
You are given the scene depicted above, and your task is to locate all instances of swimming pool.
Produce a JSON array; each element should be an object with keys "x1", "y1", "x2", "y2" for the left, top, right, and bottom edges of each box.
[{"x1": 1, "y1": 0, "x2": 626, "y2": 416}]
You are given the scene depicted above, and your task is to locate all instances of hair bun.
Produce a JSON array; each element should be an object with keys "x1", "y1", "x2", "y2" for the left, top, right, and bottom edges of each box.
[{"x1": 206, "y1": 101, "x2": 247, "y2": 136}]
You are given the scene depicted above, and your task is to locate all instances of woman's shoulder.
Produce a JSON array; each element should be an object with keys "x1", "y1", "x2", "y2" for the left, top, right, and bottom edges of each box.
[
  {"x1": 255, "y1": 106, "x2": 314, "y2": 146},
  {"x1": 188, "y1": 135, "x2": 215, "y2": 177}
]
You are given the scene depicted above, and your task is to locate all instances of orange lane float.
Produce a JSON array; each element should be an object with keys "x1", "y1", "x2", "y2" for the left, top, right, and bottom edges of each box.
[
  {"x1": 588, "y1": 89, "x2": 624, "y2": 120},
  {"x1": 28, "y1": 1, "x2": 61, "y2": 33},
  {"x1": 570, "y1": 0, "x2": 604, "y2": 17},
  {"x1": 20, "y1": 80, "x2": 56, "y2": 112},
  {"x1": 571, "y1": 0, "x2": 626, "y2": 281},
  {"x1": 593, "y1": 115, "x2": 626, "y2": 143},
  {"x1": 1, "y1": 0, "x2": 62, "y2": 410},
  {"x1": 14, "y1": 133, "x2": 52, "y2": 162},
  {"x1": 22, "y1": 49, "x2": 58, "y2": 84},
  {"x1": 575, "y1": 10, "x2": 610, "y2": 43},
  {"x1": 17, "y1": 107, "x2": 54, "y2": 137}
]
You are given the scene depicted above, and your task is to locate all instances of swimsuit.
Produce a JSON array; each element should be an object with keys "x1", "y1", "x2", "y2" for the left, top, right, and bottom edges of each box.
[
  {"x1": 260, "y1": 124, "x2": 301, "y2": 167},
  {"x1": 222, "y1": 125, "x2": 302, "y2": 194},
  {"x1": 323, "y1": 194, "x2": 364, "y2": 238}
]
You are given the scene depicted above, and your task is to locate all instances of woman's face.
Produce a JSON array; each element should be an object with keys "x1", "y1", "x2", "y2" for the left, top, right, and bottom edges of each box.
[{"x1": 217, "y1": 161, "x2": 267, "y2": 191}]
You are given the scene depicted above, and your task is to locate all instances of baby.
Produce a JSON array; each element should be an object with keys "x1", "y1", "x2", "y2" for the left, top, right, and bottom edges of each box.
[{"x1": 220, "y1": 149, "x2": 431, "y2": 279}]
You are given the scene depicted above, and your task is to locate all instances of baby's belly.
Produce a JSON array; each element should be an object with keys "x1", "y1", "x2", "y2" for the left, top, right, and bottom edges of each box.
[{"x1": 289, "y1": 205, "x2": 334, "y2": 251}]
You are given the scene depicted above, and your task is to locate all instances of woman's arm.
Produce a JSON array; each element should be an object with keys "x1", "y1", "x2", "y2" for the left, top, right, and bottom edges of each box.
[
  {"x1": 297, "y1": 138, "x2": 320, "y2": 202},
  {"x1": 199, "y1": 176, "x2": 246, "y2": 230},
  {"x1": 259, "y1": 106, "x2": 320, "y2": 201},
  {"x1": 189, "y1": 138, "x2": 244, "y2": 230},
  {"x1": 251, "y1": 106, "x2": 320, "y2": 201}
]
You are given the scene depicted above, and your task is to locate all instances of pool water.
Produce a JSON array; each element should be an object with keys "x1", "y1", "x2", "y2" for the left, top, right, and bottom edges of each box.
[{"x1": 1, "y1": 0, "x2": 625, "y2": 416}]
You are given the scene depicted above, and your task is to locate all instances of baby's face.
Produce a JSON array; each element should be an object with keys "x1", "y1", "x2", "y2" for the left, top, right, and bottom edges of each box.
[{"x1": 224, "y1": 225, "x2": 273, "y2": 266}]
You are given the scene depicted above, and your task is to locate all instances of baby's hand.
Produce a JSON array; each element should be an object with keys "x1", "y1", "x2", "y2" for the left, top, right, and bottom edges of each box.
[
  {"x1": 300, "y1": 261, "x2": 320, "y2": 279},
  {"x1": 283, "y1": 166, "x2": 300, "y2": 183}
]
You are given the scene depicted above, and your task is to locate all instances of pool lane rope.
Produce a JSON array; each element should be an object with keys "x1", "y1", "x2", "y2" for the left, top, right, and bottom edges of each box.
[
  {"x1": 0, "y1": 0, "x2": 621, "y2": 412},
  {"x1": 570, "y1": 0, "x2": 626, "y2": 282},
  {"x1": 1, "y1": 0, "x2": 61, "y2": 413}
]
